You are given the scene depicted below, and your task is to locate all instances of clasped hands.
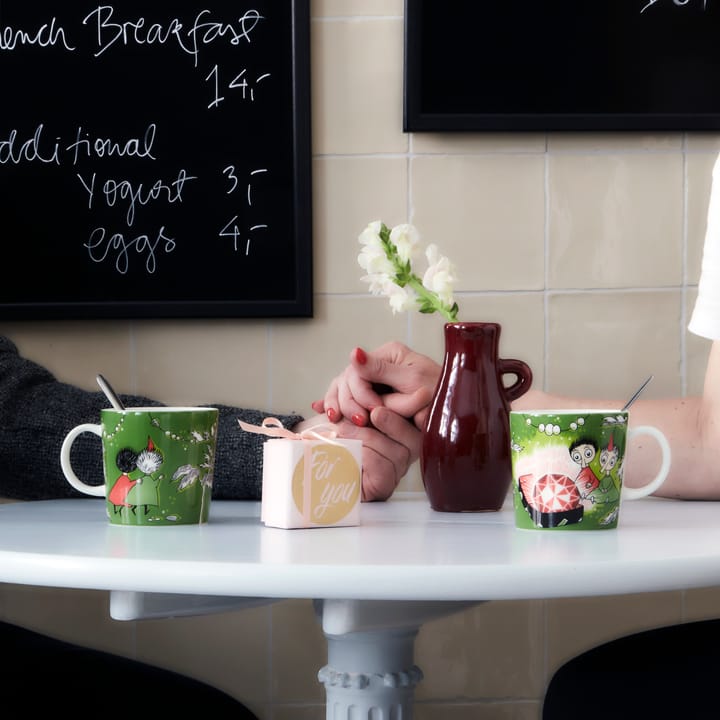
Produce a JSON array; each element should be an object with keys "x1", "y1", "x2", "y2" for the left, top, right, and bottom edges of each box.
[{"x1": 295, "y1": 342, "x2": 441, "y2": 502}]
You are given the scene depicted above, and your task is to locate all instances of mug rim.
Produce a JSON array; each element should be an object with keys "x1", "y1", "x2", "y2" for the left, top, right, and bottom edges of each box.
[
  {"x1": 510, "y1": 408, "x2": 627, "y2": 416},
  {"x1": 101, "y1": 406, "x2": 218, "y2": 413}
]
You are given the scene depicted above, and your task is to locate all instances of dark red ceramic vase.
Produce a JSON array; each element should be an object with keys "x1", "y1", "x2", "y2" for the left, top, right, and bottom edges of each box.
[{"x1": 421, "y1": 322, "x2": 533, "y2": 512}]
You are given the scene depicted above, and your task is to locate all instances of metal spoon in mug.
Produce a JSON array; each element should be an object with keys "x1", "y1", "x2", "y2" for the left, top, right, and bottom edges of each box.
[
  {"x1": 96, "y1": 373, "x2": 126, "y2": 412},
  {"x1": 621, "y1": 375, "x2": 654, "y2": 412}
]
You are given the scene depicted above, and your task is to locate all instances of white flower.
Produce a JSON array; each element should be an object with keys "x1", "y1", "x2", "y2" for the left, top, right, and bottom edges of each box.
[
  {"x1": 389, "y1": 223, "x2": 420, "y2": 265},
  {"x1": 358, "y1": 242, "x2": 395, "y2": 276},
  {"x1": 358, "y1": 221, "x2": 383, "y2": 248},
  {"x1": 386, "y1": 283, "x2": 417, "y2": 314},
  {"x1": 423, "y1": 244, "x2": 458, "y2": 306},
  {"x1": 357, "y1": 221, "x2": 459, "y2": 322},
  {"x1": 357, "y1": 223, "x2": 393, "y2": 275},
  {"x1": 361, "y1": 271, "x2": 393, "y2": 296}
]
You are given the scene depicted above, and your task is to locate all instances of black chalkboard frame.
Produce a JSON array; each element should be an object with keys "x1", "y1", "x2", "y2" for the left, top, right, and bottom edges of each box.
[
  {"x1": 0, "y1": 1, "x2": 313, "y2": 320},
  {"x1": 404, "y1": 0, "x2": 720, "y2": 132}
]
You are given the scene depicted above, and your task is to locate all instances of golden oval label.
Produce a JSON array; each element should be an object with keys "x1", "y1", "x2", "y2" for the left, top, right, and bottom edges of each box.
[{"x1": 291, "y1": 443, "x2": 360, "y2": 525}]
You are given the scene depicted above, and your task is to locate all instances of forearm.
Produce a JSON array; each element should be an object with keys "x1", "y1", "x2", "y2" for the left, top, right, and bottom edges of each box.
[
  {"x1": 0, "y1": 336, "x2": 303, "y2": 501},
  {"x1": 513, "y1": 385, "x2": 720, "y2": 500},
  {"x1": 214, "y1": 407, "x2": 303, "y2": 499}
]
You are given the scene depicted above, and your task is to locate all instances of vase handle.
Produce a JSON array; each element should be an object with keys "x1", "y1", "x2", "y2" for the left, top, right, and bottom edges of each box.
[{"x1": 499, "y1": 358, "x2": 533, "y2": 403}]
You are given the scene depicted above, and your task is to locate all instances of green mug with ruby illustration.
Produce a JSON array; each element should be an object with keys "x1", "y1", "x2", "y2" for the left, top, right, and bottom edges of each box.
[{"x1": 510, "y1": 409, "x2": 670, "y2": 530}]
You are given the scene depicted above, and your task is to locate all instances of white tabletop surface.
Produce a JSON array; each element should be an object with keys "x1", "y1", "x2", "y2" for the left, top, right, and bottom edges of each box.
[{"x1": 1, "y1": 493, "x2": 720, "y2": 602}]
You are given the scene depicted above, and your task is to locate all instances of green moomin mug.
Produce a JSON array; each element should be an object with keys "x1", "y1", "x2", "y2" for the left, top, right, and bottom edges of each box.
[
  {"x1": 60, "y1": 407, "x2": 218, "y2": 526},
  {"x1": 510, "y1": 409, "x2": 670, "y2": 530}
]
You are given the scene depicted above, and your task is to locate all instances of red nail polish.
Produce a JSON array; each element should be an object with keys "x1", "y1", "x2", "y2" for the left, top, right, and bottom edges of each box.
[
  {"x1": 355, "y1": 347, "x2": 368, "y2": 365},
  {"x1": 327, "y1": 408, "x2": 338, "y2": 422},
  {"x1": 351, "y1": 413, "x2": 367, "y2": 427}
]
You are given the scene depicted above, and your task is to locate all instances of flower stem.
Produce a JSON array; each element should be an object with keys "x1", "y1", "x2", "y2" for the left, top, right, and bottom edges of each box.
[{"x1": 407, "y1": 276, "x2": 458, "y2": 322}]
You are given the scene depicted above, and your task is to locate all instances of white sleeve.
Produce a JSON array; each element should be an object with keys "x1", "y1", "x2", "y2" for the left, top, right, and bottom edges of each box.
[{"x1": 689, "y1": 152, "x2": 720, "y2": 341}]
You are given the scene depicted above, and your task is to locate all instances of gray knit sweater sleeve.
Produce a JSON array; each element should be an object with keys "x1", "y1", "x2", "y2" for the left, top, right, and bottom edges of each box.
[{"x1": 0, "y1": 336, "x2": 303, "y2": 501}]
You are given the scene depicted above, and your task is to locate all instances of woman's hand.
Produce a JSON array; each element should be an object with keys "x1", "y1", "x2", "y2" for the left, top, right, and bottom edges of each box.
[
  {"x1": 295, "y1": 407, "x2": 421, "y2": 501},
  {"x1": 313, "y1": 342, "x2": 441, "y2": 431}
]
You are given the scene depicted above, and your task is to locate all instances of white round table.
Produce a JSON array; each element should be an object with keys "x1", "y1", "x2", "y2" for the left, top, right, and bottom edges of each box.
[{"x1": 1, "y1": 493, "x2": 719, "y2": 717}]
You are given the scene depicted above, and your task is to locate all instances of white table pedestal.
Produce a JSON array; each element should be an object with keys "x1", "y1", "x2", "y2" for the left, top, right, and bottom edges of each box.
[
  {"x1": 319, "y1": 628, "x2": 423, "y2": 719},
  {"x1": 315, "y1": 598, "x2": 480, "y2": 719}
]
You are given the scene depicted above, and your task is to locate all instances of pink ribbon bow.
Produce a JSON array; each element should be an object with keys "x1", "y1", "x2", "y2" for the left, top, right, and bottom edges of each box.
[{"x1": 238, "y1": 416, "x2": 339, "y2": 442}]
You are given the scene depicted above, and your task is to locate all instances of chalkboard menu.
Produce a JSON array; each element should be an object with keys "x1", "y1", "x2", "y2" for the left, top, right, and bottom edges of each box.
[
  {"x1": 0, "y1": 1, "x2": 312, "y2": 319},
  {"x1": 404, "y1": 0, "x2": 720, "y2": 132}
]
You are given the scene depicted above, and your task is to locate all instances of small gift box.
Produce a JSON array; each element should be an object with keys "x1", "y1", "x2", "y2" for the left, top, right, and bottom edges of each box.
[{"x1": 239, "y1": 418, "x2": 362, "y2": 529}]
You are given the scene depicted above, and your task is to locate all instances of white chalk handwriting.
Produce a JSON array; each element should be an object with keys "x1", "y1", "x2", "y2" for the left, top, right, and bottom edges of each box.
[
  {"x1": 216, "y1": 166, "x2": 269, "y2": 254},
  {"x1": 76, "y1": 168, "x2": 197, "y2": 227},
  {"x1": 1, "y1": 7, "x2": 265, "y2": 62},
  {"x1": 247, "y1": 168, "x2": 268, "y2": 205},
  {"x1": 641, "y1": 0, "x2": 708, "y2": 13},
  {"x1": 0, "y1": 124, "x2": 157, "y2": 166},
  {"x1": 83, "y1": 6, "x2": 263, "y2": 66},
  {"x1": 84, "y1": 225, "x2": 176, "y2": 274},
  {"x1": 2, "y1": 7, "x2": 276, "y2": 281},
  {"x1": 205, "y1": 65, "x2": 271, "y2": 109},
  {"x1": 219, "y1": 215, "x2": 268, "y2": 254},
  {"x1": 223, "y1": 165, "x2": 239, "y2": 194},
  {"x1": 0, "y1": 125, "x2": 61, "y2": 165},
  {"x1": 66, "y1": 124, "x2": 157, "y2": 165},
  {"x1": 3, "y1": 9, "x2": 270, "y2": 111},
  {"x1": 0, "y1": 16, "x2": 75, "y2": 51}
]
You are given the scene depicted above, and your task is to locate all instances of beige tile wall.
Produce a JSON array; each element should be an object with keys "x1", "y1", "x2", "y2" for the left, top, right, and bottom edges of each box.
[{"x1": 2, "y1": 1, "x2": 720, "y2": 718}]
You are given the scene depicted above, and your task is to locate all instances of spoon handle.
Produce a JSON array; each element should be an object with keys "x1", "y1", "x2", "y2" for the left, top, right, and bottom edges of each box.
[
  {"x1": 96, "y1": 373, "x2": 126, "y2": 412},
  {"x1": 622, "y1": 375, "x2": 654, "y2": 412}
]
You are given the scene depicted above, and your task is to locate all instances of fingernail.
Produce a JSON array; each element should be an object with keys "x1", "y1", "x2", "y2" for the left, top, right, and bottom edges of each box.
[
  {"x1": 351, "y1": 413, "x2": 367, "y2": 427},
  {"x1": 367, "y1": 406, "x2": 379, "y2": 428},
  {"x1": 327, "y1": 408, "x2": 339, "y2": 422},
  {"x1": 355, "y1": 347, "x2": 368, "y2": 365},
  {"x1": 311, "y1": 400, "x2": 323, "y2": 413}
]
